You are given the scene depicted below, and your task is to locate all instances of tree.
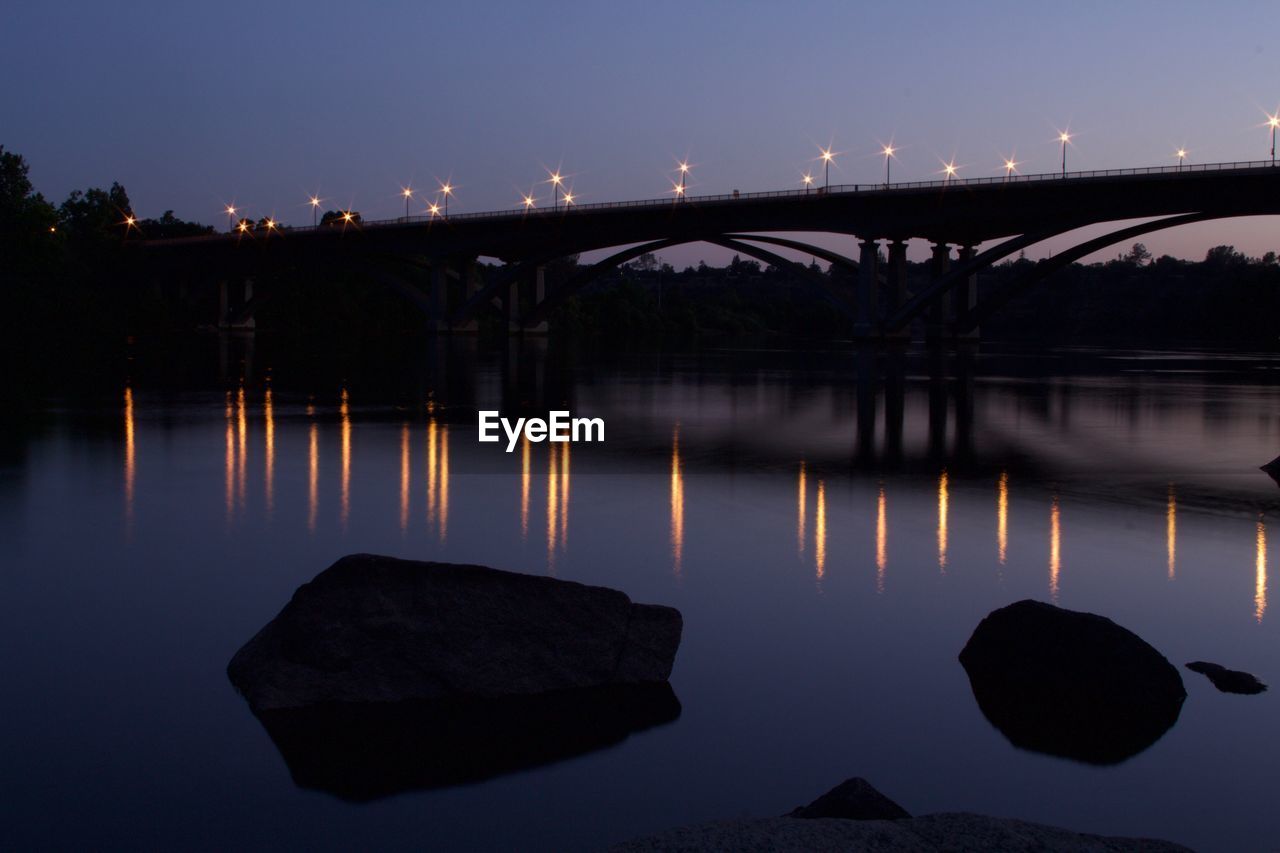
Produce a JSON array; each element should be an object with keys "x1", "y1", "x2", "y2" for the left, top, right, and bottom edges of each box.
[
  {"x1": 1204, "y1": 245, "x2": 1247, "y2": 266},
  {"x1": 320, "y1": 209, "x2": 361, "y2": 226},
  {"x1": 0, "y1": 147, "x2": 58, "y2": 272},
  {"x1": 631, "y1": 252, "x2": 658, "y2": 272},
  {"x1": 1123, "y1": 242, "x2": 1152, "y2": 265}
]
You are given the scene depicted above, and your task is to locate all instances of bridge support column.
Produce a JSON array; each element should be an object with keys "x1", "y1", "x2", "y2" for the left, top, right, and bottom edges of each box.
[
  {"x1": 500, "y1": 277, "x2": 521, "y2": 334},
  {"x1": 927, "y1": 242, "x2": 951, "y2": 342},
  {"x1": 430, "y1": 264, "x2": 447, "y2": 334},
  {"x1": 855, "y1": 239, "x2": 879, "y2": 338},
  {"x1": 886, "y1": 240, "x2": 909, "y2": 339},
  {"x1": 955, "y1": 245, "x2": 979, "y2": 340},
  {"x1": 217, "y1": 279, "x2": 228, "y2": 328},
  {"x1": 454, "y1": 260, "x2": 480, "y2": 333},
  {"x1": 523, "y1": 265, "x2": 549, "y2": 334}
]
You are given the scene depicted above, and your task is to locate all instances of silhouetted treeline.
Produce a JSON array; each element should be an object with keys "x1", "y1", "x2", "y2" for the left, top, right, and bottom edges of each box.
[{"x1": 1, "y1": 146, "x2": 210, "y2": 398}]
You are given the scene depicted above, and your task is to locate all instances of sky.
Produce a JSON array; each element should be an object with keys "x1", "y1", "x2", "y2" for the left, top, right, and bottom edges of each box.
[{"x1": 5, "y1": 1, "x2": 1280, "y2": 266}]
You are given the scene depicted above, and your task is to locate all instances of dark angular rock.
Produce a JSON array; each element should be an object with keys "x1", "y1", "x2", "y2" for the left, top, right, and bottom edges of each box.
[
  {"x1": 228, "y1": 554, "x2": 683, "y2": 712},
  {"x1": 1186, "y1": 661, "x2": 1267, "y2": 694},
  {"x1": 259, "y1": 682, "x2": 681, "y2": 801},
  {"x1": 959, "y1": 599, "x2": 1185, "y2": 765},
  {"x1": 788, "y1": 777, "x2": 911, "y2": 821}
]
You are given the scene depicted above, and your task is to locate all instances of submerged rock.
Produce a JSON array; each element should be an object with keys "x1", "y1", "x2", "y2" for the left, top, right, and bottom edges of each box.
[
  {"x1": 959, "y1": 599, "x2": 1185, "y2": 765},
  {"x1": 1186, "y1": 661, "x2": 1267, "y2": 695},
  {"x1": 228, "y1": 554, "x2": 683, "y2": 712},
  {"x1": 259, "y1": 682, "x2": 681, "y2": 801},
  {"x1": 611, "y1": 814, "x2": 1192, "y2": 852},
  {"x1": 788, "y1": 777, "x2": 910, "y2": 821}
]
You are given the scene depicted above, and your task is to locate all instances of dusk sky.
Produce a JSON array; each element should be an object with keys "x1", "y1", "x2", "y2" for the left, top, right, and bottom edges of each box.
[{"x1": 6, "y1": 1, "x2": 1280, "y2": 265}]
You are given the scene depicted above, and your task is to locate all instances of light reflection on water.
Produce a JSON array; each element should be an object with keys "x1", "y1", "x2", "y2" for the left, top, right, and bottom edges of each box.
[{"x1": 8, "y1": 343, "x2": 1280, "y2": 852}]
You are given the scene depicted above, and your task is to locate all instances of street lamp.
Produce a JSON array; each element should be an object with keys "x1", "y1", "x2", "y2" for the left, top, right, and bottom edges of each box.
[
  {"x1": 225, "y1": 205, "x2": 237, "y2": 231},
  {"x1": 308, "y1": 196, "x2": 321, "y2": 227},
  {"x1": 439, "y1": 182, "x2": 453, "y2": 217},
  {"x1": 1176, "y1": 148, "x2": 1187, "y2": 169},
  {"x1": 819, "y1": 146, "x2": 836, "y2": 189},
  {"x1": 427, "y1": 202, "x2": 442, "y2": 218},
  {"x1": 1269, "y1": 114, "x2": 1279, "y2": 163},
  {"x1": 561, "y1": 191, "x2": 575, "y2": 207},
  {"x1": 672, "y1": 181, "x2": 685, "y2": 200},
  {"x1": 882, "y1": 144, "x2": 896, "y2": 185},
  {"x1": 1003, "y1": 157, "x2": 1018, "y2": 181},
  {"x1": 401, "y1": 186, "x2": 414, "y2": 219},
  {"x1": 547, "y1": 170, "x2": 564, "y2": 210},
  {"x1": 1058, "y1": 130, "x2": 1072, "y2": 176},
  {"x1": 677, "y1": 160, "x2": 690, "y2": 201},
  {"x1": 941, "y1": 159, "x2": 959, "y2": 183},
  {"x1": 521, "y1": 193, "x2": 536, "y2": 211},
  {"x1": 802, "y1": 173, "x2": 814, "y2": 193}
]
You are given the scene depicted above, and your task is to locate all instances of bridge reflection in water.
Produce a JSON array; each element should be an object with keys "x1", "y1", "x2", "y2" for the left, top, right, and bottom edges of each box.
[{"x1": 128, "y1": 338, "x2": 1280, "y2": 624}]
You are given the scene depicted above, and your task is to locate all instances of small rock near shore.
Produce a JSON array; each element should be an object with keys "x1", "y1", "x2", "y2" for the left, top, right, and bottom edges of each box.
[
  {"x1": 788, "y1": 776, "x2": 910, "y2": 821},
  {"x1": 1186, "y1": 661, "x2": 1267, "y2": 695}
]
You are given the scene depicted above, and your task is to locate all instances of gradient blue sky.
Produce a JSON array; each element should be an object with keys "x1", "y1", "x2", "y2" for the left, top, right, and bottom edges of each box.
[{"x1": 5, "y1": 1, "x2": 1280, "y2": 265}]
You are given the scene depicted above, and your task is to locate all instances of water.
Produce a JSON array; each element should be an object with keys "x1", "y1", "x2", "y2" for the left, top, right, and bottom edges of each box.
[{"x1": 4, "y1": 340, "x2": 1280, "y2": 851}]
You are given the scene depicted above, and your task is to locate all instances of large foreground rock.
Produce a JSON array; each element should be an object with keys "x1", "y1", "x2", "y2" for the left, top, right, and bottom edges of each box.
[
  {"x1": 609, "y1": 814, "x2": 1192, "y2": 852},
  {"x1": 228, "y1": 554, "x2": 683, "y2": 712},
  {"x1": 259, "y1": 682, "x2": 680, "y2": 801},
  {"x1": 959, "y1": 600, "x2": 1185, "y2": 764}
]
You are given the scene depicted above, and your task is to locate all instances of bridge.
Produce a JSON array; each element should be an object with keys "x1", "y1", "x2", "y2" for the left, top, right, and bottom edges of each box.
[{"x1": 141, "y1": 160, "x2": 1280, "y2": 340}]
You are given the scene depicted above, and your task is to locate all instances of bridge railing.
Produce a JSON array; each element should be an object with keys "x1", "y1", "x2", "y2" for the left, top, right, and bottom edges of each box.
[{"x1": 154, "y1": 159, "x2": 1280, "y2": 243}]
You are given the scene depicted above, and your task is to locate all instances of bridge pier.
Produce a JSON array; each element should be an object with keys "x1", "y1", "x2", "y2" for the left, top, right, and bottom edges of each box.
[
  {"x1": 217, "y1": 278, "x2": 256, "y2": 330},
  {"x1": 522, "y1": 265, "x2": 549, "y2": 334},
  {"x1": 854, "y1": 239, "x2": 880, "y2": 339},
  {"x1": 926, "y1": 243, "x2": 951, "y2": 342},
  {"x1": 955, "y1": 245, "x2": 979, "y2": 340},
  {"x1": 430, "y1": 264, "x2": 448, "y2": 333},
  {"x1": 886, "y1": 240, "x2": 910, "y2": 339}
]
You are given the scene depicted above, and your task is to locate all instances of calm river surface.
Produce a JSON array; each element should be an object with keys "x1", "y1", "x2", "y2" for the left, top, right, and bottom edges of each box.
[{"x1": 4, "y1": 340, "x2": 1280, "y2": 851}]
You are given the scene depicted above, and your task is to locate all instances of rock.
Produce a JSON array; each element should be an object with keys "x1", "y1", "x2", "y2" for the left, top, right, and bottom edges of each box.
[
  {"x1": 788, "y1": 777, "x2": 910, "y2": 821},
  {"x1": 958, "y1": 600, "x2": 1185, "y2": 765},
  {"x1": 258, "y1": 682, "x2": 681, "y2": 801},
  {"x1": 1186, "y1": 661, "x2": 1267, "y2": 695},
  {"x1": 1261, "y1": 456, "x2": 1280, "y2": 487},
  {"x1": 610, "y1": 814, "x2": 1193, "y2": 852},
  {"x1": 228, "y1": 554, "x2": 683, "y2": 712}
]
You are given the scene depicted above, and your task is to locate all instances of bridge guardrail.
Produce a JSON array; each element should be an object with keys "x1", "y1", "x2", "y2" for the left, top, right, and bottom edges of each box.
[{"x1": 151, "y1": 159, "x2": 1280, "y2": 243}]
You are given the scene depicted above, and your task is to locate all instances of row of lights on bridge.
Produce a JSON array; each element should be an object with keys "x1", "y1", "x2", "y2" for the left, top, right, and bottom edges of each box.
[{"x1": 178, "y1": 114, "x2": 1280, "y2": 232}]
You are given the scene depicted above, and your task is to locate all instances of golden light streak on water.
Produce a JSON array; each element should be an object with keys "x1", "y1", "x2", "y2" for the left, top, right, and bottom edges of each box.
[
  {"x1": 438, "y1": 426, "x2": 449, "y2": 543},
  {"x1": 1050, "y1": 494, "x2": 1061, "y2": 602},
  {"x1": 236, "y1": 386, "x2": 247, "y2": 510},
  {"x1": 1166, "y1": 484, "x2": 1177, "y2": 580},
  {"x1": 399, "y1": 423, "x2": 411, "y2": 534},
  {"x1": 559, "y1": 439, "x2": 570, "y2": 548},
  {"x1": 426, "y1": 419, "x2": 438, "y2": 525},
  {"x1": 997, "y1": 471, "x2": 1009, "y2": 565},
  {"x1": 263, "y1": 388, "x2": 274, "y2": 515},
  {"x1": 307, "y1": 422, "x2": 318, "y2": 533},
  {"x1": 339, "y1": 389, "x2": 350, "y2": 530},
  {"x1": 547, "y1": 442, "x2": 559, "y2": 571},
  {"x1": 671, "y1": 427, "x2": 684, "y2": 578},
  {"x1": 224, "y1": 391, "x2": 234, "y2": 523},
  {"x1": 797, "y1": 461, "x2": 807, "y2": 556},
  {"x1": 876, "y1": 484, "x2": 887, "y2": 593},
  {"x1": 937, "y1": 469, "x2": 949, "y2": 572},
  {"x1": 520, "y1": 435, "x2": 531, "y2": 539},
  {"x1": 124, "y1": 387, "x2": 135, "y2": 529},
  {"x1": 815, "y1": 480, "x2": 827, "y2": 581},
  {"x1": 1256, "y1": 517, "x2": 1267, "y2": 623}
]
